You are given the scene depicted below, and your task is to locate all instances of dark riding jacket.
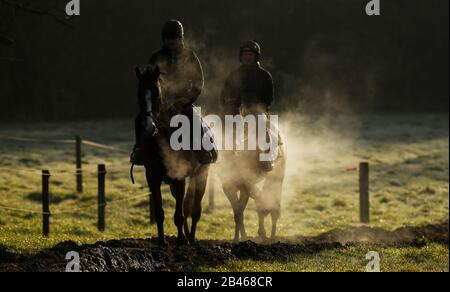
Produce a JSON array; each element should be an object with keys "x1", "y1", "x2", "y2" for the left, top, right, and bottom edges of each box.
[
  {"x1": 220, "y1": 63, "x2": 274, "y2": 115},
  {"x1": 138, "y1": 46, "x2": 204, "y2": 115}
]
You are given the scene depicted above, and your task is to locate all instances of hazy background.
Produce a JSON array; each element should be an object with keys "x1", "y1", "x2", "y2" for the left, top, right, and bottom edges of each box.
[{"x1": 0, "y1": 0, "x2": 448, "y2": 121}]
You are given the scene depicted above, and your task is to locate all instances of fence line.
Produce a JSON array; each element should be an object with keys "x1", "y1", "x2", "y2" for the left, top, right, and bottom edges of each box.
[
  {"x1": 51, "y1": 192, "x2": 151, "y2": 216},
  {"x1": 344, "y1": 166, "x2": 358, "y2": 172},
  {"x1": 1, "y1": 133, "x2": 371, "y2": 234},
  {"x1": 0, "y1": 134, "x2": 129, "y2": 153},
  {"x1": 0, "y1": 167, "x2": 42, "y2": 175},
  {"x1": 0, "y1": 164, "x2": 355, "y2": 177},
  {"x1": 0, "y1": 192, "x2": 151, "y2": 216},
  {"x1": 1, "y1": 133, "x2": 153, "y2": 235},
  {"x1": 0, "y1": 134, "x2": 130, "y2": 183},
  {"x1": 0, "y1": 134, "x2": 75, "y2": 144},
  {"x1": 82, "y1": 139, "x2": 129, "y2": 154},
  {"x1": 0, "y1": 167, "x2": 111, "y2": 176},
  {"x1": 0, "y1": 205, "x2": 47, "y2": 215}
]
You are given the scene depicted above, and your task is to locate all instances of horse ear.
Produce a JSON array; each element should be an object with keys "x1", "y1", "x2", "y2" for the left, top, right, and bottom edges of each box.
[
  {"x1": 135, "y1": 66, "x2": 142, "y2": 79},
  {"x1": 153, "y1": 65, "x2": 160, "y2": 78}
]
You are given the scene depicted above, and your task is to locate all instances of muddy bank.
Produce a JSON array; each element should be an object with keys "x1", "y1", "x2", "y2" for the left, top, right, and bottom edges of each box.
[
  {"x1": 0, "y1": 221, "x2": 447, "y2": 272},
  {"x1": 289, "y1": 220, "x2": 449, "y2": 247}
]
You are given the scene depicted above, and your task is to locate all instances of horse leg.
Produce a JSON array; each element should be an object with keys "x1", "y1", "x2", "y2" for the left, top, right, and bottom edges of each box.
[
  {"x1": 238, "y1": 186, "x2": 251, "y2": 241},
  {"x1": 183, "y1": 177, "x2": 195, "y2": 240},
  {"x1": 263, "y1": 171, "x2": 284, "y2": 241},
  {"x1": 189, "y1": 167, "x2": 208, "y2": 244},
  {"x1": 270, "y1": 208, "x2": 280, "y2": 240},
  {"x1": 204, "y1": 172, "x2": 216, "y2": 214},
  {"x1": 149, "y1": 197, "x2": 156, "y2": 225},
  {"x1": 170, "y1": 180, "x2": 187, "y2": 245},
  {"x1": 146, "y1": 172, "x2": 166, "y2": 246},
  {"x1": 223, "y1": 182, "x2": 241, "y2": 243},
  {"x1": 257, "y1": 211, "x2": 268, "y2": 242}
]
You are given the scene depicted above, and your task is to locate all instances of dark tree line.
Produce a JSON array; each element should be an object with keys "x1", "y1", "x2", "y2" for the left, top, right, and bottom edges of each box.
[{"x1": 0, "y1": 0, "x2": 448, "y2": 121}]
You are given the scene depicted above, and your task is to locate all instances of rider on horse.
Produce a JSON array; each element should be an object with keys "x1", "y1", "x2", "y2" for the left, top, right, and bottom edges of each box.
[
  {"x1": 131, "y1": 20, "x2": 217, "y2": 165},
  {"x1": 220, "y1": 40, "x2": 275, "y2": 172}
]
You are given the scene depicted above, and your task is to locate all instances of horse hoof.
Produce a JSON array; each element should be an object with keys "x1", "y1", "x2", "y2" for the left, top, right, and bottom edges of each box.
[
  {"x1": 188, "y1": 238, "x2": 198, "y2": 246},
  {"x1": 259, "y1": 235, "x2": 268, "y2": 243},
  {"x1": 177, "y1": 237, "x2": 189, "y2": 246}
]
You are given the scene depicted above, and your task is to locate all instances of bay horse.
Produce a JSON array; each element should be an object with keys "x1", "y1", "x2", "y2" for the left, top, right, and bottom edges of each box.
[
  {"x1": 134, "y1": 65, "x2": 210, "y2": 246},
  {"x1": 218, "y1": 106, "x2": 286, "y2": 242}
]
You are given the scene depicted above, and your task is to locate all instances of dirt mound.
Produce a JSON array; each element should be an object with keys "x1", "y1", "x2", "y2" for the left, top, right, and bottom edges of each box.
[
  {"x1": 0, "y1": 221, "x2": 447, "y2": 272},
  {"x1": 293, "y1": 221, "x2": 449, "y2": 247}
]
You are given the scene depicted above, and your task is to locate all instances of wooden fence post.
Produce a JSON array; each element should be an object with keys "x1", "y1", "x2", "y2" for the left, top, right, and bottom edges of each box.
[
  {"x1": 359, "y1": 162, "x2": 370, "y2": 223},
  {"x1": 42, "y1": 170, "x2": 50, "y2": 236},
  {"x1": 97, "y1": 164, "x2": 106, "y2": 231},
  {"x1": 76, "y1": 135, "x2": 83, "y2": 193}
]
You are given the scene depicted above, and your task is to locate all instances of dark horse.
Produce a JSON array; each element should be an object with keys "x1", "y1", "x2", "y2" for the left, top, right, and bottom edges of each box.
[{"x1": 134, "y1": 66, "x2": 210, "y2": 246}]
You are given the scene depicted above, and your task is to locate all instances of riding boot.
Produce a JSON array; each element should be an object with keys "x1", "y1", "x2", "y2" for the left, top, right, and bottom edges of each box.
[
  {"x1": 184, "y1": 105, "x2": 218, "y2": 165},
  {"x1": 258, "y1": 112, "x2": 274, "y2": 172},
  {"x1": 258, "y1": 152, "x2": 275, "y2": 172}
]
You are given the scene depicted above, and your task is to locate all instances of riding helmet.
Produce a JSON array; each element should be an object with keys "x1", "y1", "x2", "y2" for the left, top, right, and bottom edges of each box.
[
  {"x1": 239, "y1": 40, "x2": 261, "y2": 61},
  {"x1": 162, "y1": 20, "x2": 184, "y2": 39}
]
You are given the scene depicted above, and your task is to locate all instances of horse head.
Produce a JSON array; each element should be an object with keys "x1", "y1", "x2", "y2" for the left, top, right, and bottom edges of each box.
[{"x1": 135, "y1": 65, "x2": 162, "y2": 136}]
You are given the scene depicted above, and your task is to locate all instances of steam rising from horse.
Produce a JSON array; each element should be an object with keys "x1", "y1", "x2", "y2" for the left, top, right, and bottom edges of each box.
[{"x1": 218, "y1": 107, "x2": 286, "y2": 242}]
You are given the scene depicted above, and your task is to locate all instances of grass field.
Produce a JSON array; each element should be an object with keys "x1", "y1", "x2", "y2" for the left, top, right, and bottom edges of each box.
[
  {"x1": 199, "y1": 243, "x2": 449, "y2": 272},
  {"x1": 0, "y1": 114, "x2": 448, "y2": 272}
]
